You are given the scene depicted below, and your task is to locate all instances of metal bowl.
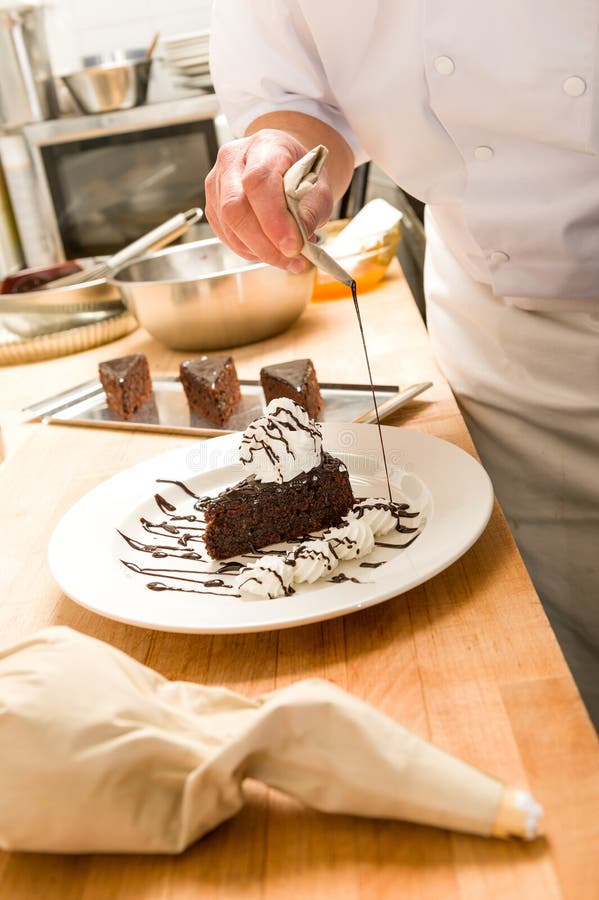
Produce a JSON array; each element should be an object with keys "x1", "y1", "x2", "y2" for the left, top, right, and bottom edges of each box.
[
  {"x1": 312, "y1": 218, "x2": 401, "y2": 300},
  {"x1": 0, "y1": 259, "x2": 123, "y2": 338},
  {"x1": 61, "y1": 58, "x2": 152, "y2": 114},
  {"x1": 81, "y1": 48, "x2": 147, "y2": 67},
  {"x1": 109, "y1": 238, "x2": 316, "y2": 351}
]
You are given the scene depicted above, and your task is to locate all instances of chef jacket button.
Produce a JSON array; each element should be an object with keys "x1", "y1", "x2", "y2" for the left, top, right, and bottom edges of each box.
[
  {"x1": 490, "y1": 250, "x2": 510, "y2": 264},
  {"x1": 434, "y1": 56, "x2": 455, "y2": 75},
  {"x1": 474, "y1": 145, "x2": 494, "y2": 161},
  {"x1": 562, "y1": 76, "x2": 586, "y2": 97}
]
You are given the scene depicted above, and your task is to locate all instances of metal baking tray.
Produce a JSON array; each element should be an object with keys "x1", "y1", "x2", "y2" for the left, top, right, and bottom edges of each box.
[{"x1": 23, "y1": 377, "x2": 431, "y2": 437}]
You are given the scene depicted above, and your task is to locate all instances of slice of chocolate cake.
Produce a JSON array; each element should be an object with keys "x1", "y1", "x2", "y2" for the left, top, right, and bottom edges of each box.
[
  {"x1": 99, "y1": 353, "x2": 153, "y2": 419},
  {"x1": 204, "y1": 453, "x2": 354, "y2": 559},
  {"x1": 260, "y1": 358, "x2": 323, "y2": 419},
  {"x1": 180, "y1": 355, "x2": 241, "y2": 426},
  {"x1": 203, "y1": 397, "x2": 354, "y2": 559}
]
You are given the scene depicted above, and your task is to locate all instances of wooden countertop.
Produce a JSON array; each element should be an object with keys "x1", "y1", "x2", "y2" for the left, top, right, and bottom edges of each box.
[{"x1": 0, "y1": 263, "x2": 596, "y2": 899}]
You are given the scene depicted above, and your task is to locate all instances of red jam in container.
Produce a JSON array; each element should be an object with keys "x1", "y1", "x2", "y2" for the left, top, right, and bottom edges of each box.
[{"x1": 1, "y1": 262, "x2": 82, "y2": 295}]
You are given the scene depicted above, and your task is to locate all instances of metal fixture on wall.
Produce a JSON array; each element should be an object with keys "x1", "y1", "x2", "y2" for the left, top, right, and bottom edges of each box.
[{"x1": 0, "y1": 4, "x2": 59, "y2": 130}]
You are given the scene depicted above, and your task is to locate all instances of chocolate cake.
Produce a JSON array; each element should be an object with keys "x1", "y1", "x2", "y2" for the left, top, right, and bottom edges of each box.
[
  {"x1": 260, "y1": 358, "x2": 323, "y2": 419},
  {"x1": 202, "y1": 397, "x2": 353, "y2": 559},
  {"x1": 180, "y1": 355, "x2": 241, "y2": 426},
  {"x1": 203, "y1": 452, "x2": 354, "y2": 559},
  {"x1": 99, "y1": 353, "x2": 153, "y2": 419}
]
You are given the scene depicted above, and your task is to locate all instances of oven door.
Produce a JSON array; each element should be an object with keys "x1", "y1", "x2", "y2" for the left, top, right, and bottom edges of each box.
[{"x1": 23, "y1": 97, "x2": 221, "y2": 261}]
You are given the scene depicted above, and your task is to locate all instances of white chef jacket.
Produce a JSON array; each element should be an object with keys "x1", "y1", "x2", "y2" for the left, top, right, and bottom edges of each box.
[{"x1": 210, "y1": 0, "x2": 599, "y2": 302}]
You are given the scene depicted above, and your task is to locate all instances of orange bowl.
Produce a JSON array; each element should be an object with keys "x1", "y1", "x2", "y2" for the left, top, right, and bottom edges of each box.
[{"x1": 311, "y1": 218, "x2": 401, "y2": 301}]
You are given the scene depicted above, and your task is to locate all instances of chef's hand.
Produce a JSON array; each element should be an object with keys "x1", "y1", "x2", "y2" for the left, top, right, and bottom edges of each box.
[{"x1": 205, "y1": 129, "x2": 334, "y2": 273}]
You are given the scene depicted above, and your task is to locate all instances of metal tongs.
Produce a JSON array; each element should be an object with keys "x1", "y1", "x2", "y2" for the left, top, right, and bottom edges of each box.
[{"x1": 283, "y1": 146, "x2": 354, "y2": 287}]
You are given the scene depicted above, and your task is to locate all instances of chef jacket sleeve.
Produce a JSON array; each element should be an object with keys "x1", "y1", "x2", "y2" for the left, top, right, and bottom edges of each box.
[{"x1": 210, "y1": 0, "x2": 368, "y2": 163}]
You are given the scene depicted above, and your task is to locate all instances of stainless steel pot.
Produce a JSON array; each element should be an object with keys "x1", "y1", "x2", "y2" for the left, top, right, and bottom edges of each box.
[
  {"x1": 61, "y1": 59, "x2": 152, "y2": 115},
  {"x1": 0, "y1": 4, "x2": 59, "y2": 128}
]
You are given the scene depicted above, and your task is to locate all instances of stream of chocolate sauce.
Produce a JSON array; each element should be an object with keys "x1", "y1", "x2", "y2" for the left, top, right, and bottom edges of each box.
[{"x1": 350, "y1": 280, "x2": 392, "y2": 501}]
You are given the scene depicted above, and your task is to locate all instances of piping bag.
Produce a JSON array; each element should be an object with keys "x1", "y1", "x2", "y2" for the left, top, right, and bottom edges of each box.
[
  {"x1": 284, "y1": 146, "x2": 393, "y2": 499},
  {"x1": 0, "y1": 627, "x2": 542, "y2": 853},
  {"x1": 283, "y1": 145, "x2": 355, "y2": 287}
]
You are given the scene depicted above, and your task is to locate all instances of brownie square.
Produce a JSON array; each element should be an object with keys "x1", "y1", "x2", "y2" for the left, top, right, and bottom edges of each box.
[
  {"x1": 99, "y1": 353, "x2": 153, "y2": 420},
  {"x1": 260, "y1": 358, "x2": 323, "y2": 419},
  {"x1": 179, "y1": 355, "x2": 241, "y2": 426}
]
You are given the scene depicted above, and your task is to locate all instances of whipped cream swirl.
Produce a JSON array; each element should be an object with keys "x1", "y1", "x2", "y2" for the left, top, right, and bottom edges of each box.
[
  {"x1": 325, "y1": 519, "x2": 375, "y2": 560},
  {"x1": 286, "y1": 539, "x2": 338, "y2": 584},
  {"x1": 349, "y1": 498, "x2": 398, "y2": 536},
  {"x1": 236, "y1": 555, "x2": 294, "y2": 598},
  {"x1": 235, "y1": 519, "x2": 376, "y2": 599},
  {"x1": 239, "y1": 397, "x2": 322, "y2": 483}
]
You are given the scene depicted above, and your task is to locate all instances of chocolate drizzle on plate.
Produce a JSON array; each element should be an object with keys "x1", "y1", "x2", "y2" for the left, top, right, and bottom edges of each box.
[
  {"x1": 118, "y1": 479, "x2": 422, "y2": 597},
  {"x1": 375, "y1": 533, "x2": 420, "y2": 550},
  {"x1": 328, "y1": 572, "x2": 363, "y2": 584}
]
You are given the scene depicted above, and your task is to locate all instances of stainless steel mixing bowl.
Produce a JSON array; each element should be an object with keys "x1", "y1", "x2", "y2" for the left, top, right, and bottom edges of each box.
[
  {"x1": 61, "y1": 58, "x2": 152, "y2": 114},
  {"x1": 0, "y1": 259, "x2": 123, "y2": 338},
  {"x1": 109, "y1": 238, "x2": 316, "y2": 351}
]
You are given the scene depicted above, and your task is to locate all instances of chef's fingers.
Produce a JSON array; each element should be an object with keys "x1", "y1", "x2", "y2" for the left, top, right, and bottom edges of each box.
[
  {"x1": 205, "y1": 135, "x2": 313, "y2": 272},
  {"x1": 205, "y1": 191, "x2": 261, "y2": 263},
  {"x1": 206, "y1": 139, "x2": 305, "y2": 272},
  {"x1": 218, "y1": 176, "x2": 298, "y2": 270},
  {"x1": 205, "y1": 143, "x2": 260, "y2": 260},
  {"x1": 241, "y1": 134, "x2": 311, "y2": 256},
  {"x1": 242, "y1": 132, "x2": 333, "y2": 260},
  {"x1": 296, "y1": 179, "x2": 334, "y2": 239}
]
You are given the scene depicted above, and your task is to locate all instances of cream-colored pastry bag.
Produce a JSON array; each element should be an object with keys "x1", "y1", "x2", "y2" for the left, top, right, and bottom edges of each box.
[{"x1": 0, "y1": 627, "x2": 541, "y2": 853}]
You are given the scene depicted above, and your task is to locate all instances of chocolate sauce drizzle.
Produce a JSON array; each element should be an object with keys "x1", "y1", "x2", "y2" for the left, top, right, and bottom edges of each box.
[
  {"x1": 375, "y1": 533, "x2": 420, "y2": 550},
  {"x1": 239, "y1": 401, "x2": 321, "y2": 473},
  {"x1": 121, "y1": 559, "x2": 240, "y2": 596},
  {"x1": 118, "y1": 479, "x2": 421, "y2": 596},
  {"x1": 238, "y1": 568, "x2": 296, "y2": 598},
  {"x1": 328, "y1": 572, "x2": 362, "y2": 584},
  {"x1": 350, "y1": 280, "x2": 392, "y2": 502},
  {"x1": 156, "y1": 478, "x2": 200, "y2": 498},
  {"x1": 352, "y1": 498, "x2": 420, "y2": 538}
]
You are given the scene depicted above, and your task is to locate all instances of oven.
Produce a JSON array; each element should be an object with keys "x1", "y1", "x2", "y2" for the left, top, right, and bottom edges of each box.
[{"x1": 0, "y1": 94, "x2": 226, "y2": 267}]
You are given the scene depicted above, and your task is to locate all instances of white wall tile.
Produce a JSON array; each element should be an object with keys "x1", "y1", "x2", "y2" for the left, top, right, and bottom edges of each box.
[{"x1": 46, "y1": 0, "x2": 212, "y2": 72}]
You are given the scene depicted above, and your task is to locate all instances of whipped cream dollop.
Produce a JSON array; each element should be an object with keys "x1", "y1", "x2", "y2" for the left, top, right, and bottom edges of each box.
[
  {"x1": 287, "y1": 539, "x2": 339, "y2": 584},
  {"x1": 348, "y1": 498, "x2": 398, "y2": 536},
  {"x1": 236, "y1": 555, "x2": 294, "y2": 599},
  {"x1": 235, "y1": 519, "x2": 376, "y2": 599},
  {"x1": 239, "y1": 397, "x2": 322, "y2": 483},
  {"x1": 235, "y1": 496, "x2": 420, "y2": 599},
  {"x1": 325, "y1": 519, "x2": 375, "y2": 560}
]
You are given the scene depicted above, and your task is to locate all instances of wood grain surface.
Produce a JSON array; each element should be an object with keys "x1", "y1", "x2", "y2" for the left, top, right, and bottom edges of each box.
[{"x1": 0, "y1": 263, "x2": 596, "y2": 900}]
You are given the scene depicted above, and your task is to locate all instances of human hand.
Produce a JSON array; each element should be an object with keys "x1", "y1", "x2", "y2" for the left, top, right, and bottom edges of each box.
[{"x1": 205, "y1": 129, "x2": 333, "y2": 273}]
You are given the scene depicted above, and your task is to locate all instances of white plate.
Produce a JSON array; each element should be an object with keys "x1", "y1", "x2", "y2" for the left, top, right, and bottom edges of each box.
[{"x1": 48, "y1": 424, "x2": 493, "y2": 633}]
